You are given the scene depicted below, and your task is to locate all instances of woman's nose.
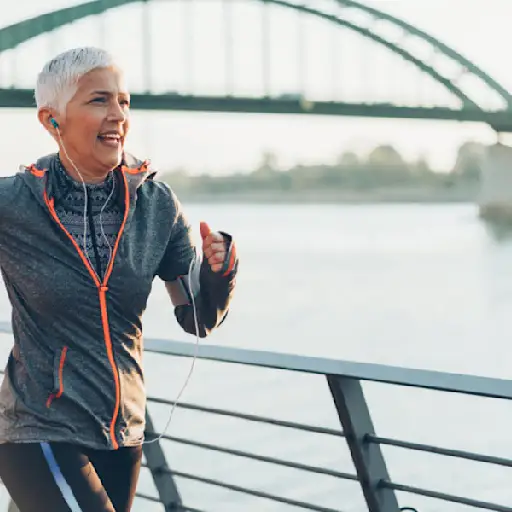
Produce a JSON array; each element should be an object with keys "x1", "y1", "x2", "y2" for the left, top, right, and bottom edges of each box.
[{"x1": 108, "y1": 102, "x2": 127, "y2": 123}]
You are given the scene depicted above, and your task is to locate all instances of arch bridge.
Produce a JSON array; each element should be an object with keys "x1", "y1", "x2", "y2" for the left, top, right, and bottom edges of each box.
[{"x1": 0, "y1": 0, "x2": 511, "y2": 131}]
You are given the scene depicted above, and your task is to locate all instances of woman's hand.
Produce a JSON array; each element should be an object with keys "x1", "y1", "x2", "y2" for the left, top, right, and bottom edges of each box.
[{"x1": 200, "y1": 221, "x2": 228, "y2": 273}]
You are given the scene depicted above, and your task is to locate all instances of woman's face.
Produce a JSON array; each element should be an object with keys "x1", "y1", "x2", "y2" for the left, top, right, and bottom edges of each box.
[{"x1": 51, "y1": 66, "x2": 131, "y2": 179}]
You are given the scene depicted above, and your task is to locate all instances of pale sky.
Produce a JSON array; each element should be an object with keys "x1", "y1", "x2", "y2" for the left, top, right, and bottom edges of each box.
[{"x1": 0, "y1": 0, "x2": 510, "y2": 175}]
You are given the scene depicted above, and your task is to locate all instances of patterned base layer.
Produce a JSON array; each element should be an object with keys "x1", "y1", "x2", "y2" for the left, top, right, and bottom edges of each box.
[{"x1": 53, "y1": 158, "x2": 123, "y2": 279}]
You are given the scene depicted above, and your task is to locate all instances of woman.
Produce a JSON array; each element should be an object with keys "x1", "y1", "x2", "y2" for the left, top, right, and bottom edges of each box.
[{"x1": 0, "y1": 47, "x2": 238, "y2": 511}]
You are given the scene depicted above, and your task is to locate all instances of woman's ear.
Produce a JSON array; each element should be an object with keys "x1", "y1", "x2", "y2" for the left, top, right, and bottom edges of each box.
[{"x1": 37, "y1": 108, "x2": 60, "y2": 136}]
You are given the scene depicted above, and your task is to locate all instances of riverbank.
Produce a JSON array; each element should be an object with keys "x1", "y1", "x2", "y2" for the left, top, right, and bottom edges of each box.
[{"x1": 174, "y1": 185, "x2": 478, "y2": 204}]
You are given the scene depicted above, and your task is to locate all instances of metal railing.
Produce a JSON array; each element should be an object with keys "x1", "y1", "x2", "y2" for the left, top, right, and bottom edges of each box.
[
  {"x1": 0, "y1": 324, "x2": 512, "y2": 511},
  {"x1": 139, "y1": 337, "x2": 512, "y2": 512}
]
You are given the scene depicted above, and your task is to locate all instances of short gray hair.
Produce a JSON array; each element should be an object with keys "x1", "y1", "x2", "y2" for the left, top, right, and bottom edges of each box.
[{"x1": 35, "y1": 47, "x2": 116, "y2": 114}]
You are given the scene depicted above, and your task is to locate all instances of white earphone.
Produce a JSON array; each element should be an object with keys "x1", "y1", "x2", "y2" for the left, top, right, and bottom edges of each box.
[{"x1": 51, "y1": 117, "x2": 200, "y2": 445}]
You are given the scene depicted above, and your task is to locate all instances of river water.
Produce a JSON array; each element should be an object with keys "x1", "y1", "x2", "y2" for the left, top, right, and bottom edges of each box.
[{"x1": 1, "y1": 202, "x2": 511, "y2": 511}]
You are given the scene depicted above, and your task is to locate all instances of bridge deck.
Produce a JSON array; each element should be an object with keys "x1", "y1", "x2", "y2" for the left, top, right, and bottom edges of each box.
[{"x1": 2, "y1": 88, "x2": 512, "y2": 132}]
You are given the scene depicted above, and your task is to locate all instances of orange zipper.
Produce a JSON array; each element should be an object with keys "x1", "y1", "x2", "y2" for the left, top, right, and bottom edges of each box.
[
  {"x1": 98, "y1": 285, "x2": 121, "y2": 448},
  {"x1": 46, "y1": 346, "x2": 68, "y2": 408},
  {"x1": 43, "y1": 171, "x2": 130, "y2": 450}
]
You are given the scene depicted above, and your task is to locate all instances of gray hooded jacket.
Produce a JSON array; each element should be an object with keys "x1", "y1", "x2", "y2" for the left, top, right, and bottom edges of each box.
[{"x1": 0, "y1": 153, "x2": 237, "y2": 450}]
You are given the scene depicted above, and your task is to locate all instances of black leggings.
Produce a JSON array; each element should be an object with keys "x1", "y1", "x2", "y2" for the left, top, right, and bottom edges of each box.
[{"x1": 0, "y1": 442, "x2": 143, "y2": 511}]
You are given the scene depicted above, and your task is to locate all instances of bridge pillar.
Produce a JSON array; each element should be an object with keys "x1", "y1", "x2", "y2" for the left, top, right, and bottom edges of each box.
[{"x1": 479, "y1": 142, "x2": 512, "y2": 223}]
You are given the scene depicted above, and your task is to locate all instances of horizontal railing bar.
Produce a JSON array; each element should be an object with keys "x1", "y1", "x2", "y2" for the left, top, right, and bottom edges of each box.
[
  {"x1": 368, "y1": 434, "x2": 512, "y2": 468},
  {"x1": 135, "y1": 491, "x2": 160, "y2": 502},
  {"x1": 148, "y1": 396, "x2": 344, "y2": 437},
  {"x1": 171, "y1": 469, "x2": 340, "y2": 512},
  {"x1": 382, "y1": 480, "x2": 512, "y2": 512},
  {"x1": 141, "y1": 335, "x2": 512, "y2": 401},
  {"x1": 135, "y1": 491, "x2": 205, "y2": 511},
  {"x1": 2, "y1": 321, "x2": 512, "y2": 400},
  {"x1": 141, "y1": 464, "x2": 339, "y2": 512},
  {"x1": 145, "y1": 431, "x2": 357, "y2": 481}
]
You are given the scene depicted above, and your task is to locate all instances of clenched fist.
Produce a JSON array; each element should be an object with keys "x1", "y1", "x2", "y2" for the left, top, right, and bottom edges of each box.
[{"x1": 200, "y1": 221, "x2": 236, "y2": 274}]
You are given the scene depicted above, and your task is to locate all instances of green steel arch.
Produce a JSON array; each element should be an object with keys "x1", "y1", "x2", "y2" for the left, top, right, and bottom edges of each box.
[
  {"x1": 0, "y1": 0, "x2": 509, "y2": 111},
  {"x1": 335, "y1": 0, "x2": 512, "y2": 108}
]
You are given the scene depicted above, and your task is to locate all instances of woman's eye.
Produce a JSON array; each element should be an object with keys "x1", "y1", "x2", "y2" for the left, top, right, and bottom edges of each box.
[{"x1": 90, "y1": 97, "x2": 129, "y2": 107}]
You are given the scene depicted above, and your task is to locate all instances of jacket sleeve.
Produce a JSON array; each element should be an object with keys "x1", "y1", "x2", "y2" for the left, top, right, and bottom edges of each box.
[
  {"x1": 0, "y1": 176, "x2": 22, "y2": 226},
  {"x1": 156, "y1": 192, "x2": 238, "y2": 338}
]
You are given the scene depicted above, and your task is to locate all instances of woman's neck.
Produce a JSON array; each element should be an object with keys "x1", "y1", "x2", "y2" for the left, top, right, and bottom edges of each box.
[{"x1": 58, "y1": 152, "x2": 111, "y2": 185}]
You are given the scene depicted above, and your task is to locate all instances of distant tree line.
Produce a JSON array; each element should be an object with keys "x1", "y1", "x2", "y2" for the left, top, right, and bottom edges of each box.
[{"x1": 161, "y1": 141, "x2": 486, "y2": 197}]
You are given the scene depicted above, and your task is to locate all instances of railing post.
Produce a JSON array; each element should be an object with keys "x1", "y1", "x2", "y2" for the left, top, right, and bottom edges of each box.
[
  {"x1": 143, "y1": 411, "x2": 183, "y2": 511},
  {"x1": 327, "y1": 375, "x2": 399, "y2": 512}
]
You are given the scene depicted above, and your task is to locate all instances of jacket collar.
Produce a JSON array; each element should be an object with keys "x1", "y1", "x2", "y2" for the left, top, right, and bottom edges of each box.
[{"x1": 19, "y1": 152, "x2": 155, "y2": 211}]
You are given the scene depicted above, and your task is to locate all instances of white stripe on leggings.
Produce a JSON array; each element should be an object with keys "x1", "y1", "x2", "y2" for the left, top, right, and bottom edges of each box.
[{"x1": 40, "y1": 442, "x2": 82, "y2": 512}]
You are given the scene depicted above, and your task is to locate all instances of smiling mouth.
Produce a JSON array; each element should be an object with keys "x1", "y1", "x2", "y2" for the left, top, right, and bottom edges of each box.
[{"x1": 98, "y1": 133, "x2": 123, "y2": 148}]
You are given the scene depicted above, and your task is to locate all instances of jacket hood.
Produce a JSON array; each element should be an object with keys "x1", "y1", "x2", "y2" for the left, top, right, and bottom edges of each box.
[{"x1": 19, "y1": 152, "x2": 156, "y2": 210}]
